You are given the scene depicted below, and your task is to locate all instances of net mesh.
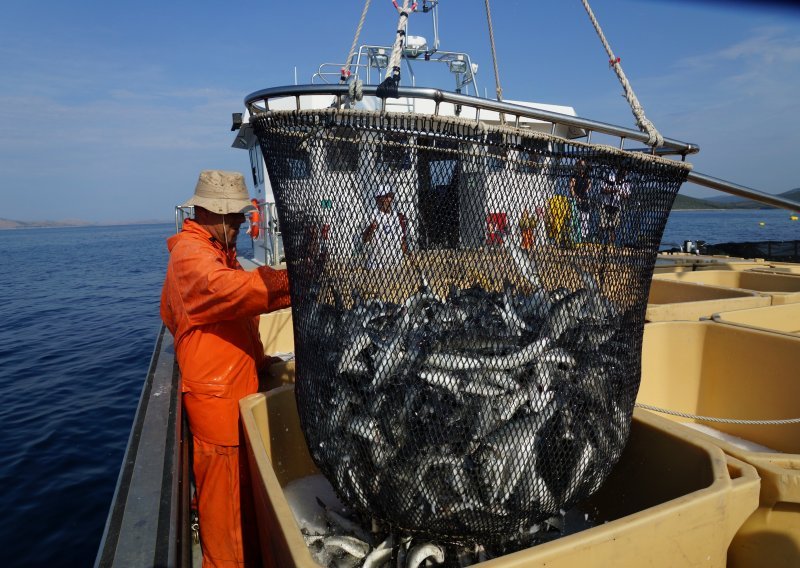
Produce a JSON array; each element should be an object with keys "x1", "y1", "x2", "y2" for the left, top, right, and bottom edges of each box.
[{"x1": 252, "y1": 108, "x2": 690, "y2": 540}]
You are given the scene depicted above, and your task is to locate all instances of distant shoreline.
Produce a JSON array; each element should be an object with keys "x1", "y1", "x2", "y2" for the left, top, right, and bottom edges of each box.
[{"x1": 0, "y1": 220, "x2": 172, "y2": 230}]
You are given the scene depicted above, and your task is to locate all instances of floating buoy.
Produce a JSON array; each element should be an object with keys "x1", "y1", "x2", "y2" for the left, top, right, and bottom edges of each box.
[
  {"x1": 791, "y1": 215, "x2": 798, "y2": 221},
  {"x1": 759, "y1": 222, "x2": 766, "y2": 226}
]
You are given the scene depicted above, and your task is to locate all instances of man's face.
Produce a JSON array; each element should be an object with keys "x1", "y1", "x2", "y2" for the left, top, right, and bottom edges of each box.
[
  {"x1": 196, "y1": 208, "x2": 245, "y2": 247},
  {"x1": 376, "y1": 194, "x2": 393, "y2": 213},
  {"x1": 216, "y1": 213, "x2": 246, "y2": 246}
]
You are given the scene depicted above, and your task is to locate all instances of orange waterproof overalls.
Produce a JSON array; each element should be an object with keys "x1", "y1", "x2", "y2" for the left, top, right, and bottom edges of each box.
[{"x1": 160, "y1": 219, "x2": 290, "y2": 567}]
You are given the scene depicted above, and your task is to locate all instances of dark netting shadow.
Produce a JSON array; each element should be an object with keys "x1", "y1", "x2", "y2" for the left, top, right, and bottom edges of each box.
[{"x1": 252, "y1": 108, "x2": 690, "y2": 540}]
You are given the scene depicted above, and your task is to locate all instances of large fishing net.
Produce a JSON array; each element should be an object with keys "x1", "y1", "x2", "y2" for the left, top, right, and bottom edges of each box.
[{"x1": 252, "y1": 108, "x2": 690, "y2": 540}]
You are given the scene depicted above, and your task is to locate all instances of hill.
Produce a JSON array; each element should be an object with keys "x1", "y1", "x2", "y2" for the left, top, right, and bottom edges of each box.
[
  {"x1": 0, "y1": 218, "x2": 93, "y2": 229},
  {"x1": 703, "y1": 187, "x2": 800, "y2": 209},
  {"x1": 672, "y1": 194, "x2": 722, "y2": 210},
  {"x1": 0, "y1": 218, "x2": 172, "y2": 229}
]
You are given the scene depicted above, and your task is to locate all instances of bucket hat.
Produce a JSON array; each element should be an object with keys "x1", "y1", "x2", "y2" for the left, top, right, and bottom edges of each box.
[{"x1": 182, "y1": 170, "x2": 254, "y2": 214}]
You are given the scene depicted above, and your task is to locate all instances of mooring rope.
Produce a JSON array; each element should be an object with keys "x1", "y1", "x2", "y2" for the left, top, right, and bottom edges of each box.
[
  {"x1": 484, "y1": 0, "x2": 503, "y2": 102},
  {"x1": 580, "y1": 0, "x2": 663, "y2": 148},
  {"x1": 635, "y1": 402, "x2": 800, "y2": 425}
]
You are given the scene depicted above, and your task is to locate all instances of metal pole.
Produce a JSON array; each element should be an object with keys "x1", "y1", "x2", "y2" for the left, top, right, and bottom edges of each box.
[{"x1": 687, "y1": 171, "x2": 800, "y2": 212}]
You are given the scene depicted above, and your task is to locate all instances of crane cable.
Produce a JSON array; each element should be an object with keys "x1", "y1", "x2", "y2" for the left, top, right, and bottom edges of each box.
[
  {"x1": 580, "y1": 0, "x2": 664, "y2": 148},
  {"x1": 484, "y1": 0, "x2": 503, "y2": 102},
  {"x1": 340, "y1": 0, "x2": 372, "y2": 102},
  {"x1": 387, "y1": 0, "x2": 415, "y2": 80},
  {"x1": 342, "y1": 0, "x2": 372, "y2": 81}
]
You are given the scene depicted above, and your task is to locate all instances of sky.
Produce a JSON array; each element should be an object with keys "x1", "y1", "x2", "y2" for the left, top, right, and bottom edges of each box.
[{"x1": 1, "y1": 0, "x2": 799, "y2": 223}]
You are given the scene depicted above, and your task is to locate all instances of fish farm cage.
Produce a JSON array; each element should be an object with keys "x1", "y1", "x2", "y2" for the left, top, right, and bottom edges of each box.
[{"x1": 247, "y1": 86, "x2": 692, "y2": 541}]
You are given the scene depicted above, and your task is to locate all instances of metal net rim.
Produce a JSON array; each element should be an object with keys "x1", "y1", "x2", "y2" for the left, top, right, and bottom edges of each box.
[{"x1": 250, "y1": 107, "x2": 694, "y2": 173}]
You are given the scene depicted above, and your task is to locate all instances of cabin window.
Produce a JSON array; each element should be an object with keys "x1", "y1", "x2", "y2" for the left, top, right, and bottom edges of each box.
[
  {"x1": 250, "y1": 146, "x2": 265, "y2": 185},
  {"x1": 281, "y1": 136, "x2": 311, "y2": 180},
  {"x1": 486, "y1": 132, "x2": 507, "y2": 172},
  {"x1": 287, "y1": 157, "x2": 310, "y2": 179},
  {"x1": 325, "y1": 127, "x2": 359, "y2": 172},
  {"x1": 429, "y1": 159, "x2": 458, "y2": 186},
  {"x1": 376, "y1": 133, "x2": 411, "y2": 170}
]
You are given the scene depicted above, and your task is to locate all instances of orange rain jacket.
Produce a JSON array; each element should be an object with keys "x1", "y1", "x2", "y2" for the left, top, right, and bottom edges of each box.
[{"x1": 160, "y1": 219, "x2": 290, "y2": 446}]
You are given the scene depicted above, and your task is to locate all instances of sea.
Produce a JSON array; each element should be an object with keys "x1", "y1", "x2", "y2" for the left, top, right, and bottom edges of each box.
[{"x1": 0, "y1": 209, "x2": 798, "y2": 567}]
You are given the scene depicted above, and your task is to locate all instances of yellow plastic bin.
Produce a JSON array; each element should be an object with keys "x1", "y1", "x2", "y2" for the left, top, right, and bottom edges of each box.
[
  {"x1": 654, "y1": 254, "x2": 767, "y2": 275},
  {"x1": 748, "y1": 263, "x2": 800, "y2": 276},
  {"x1": 261, "y1": 360, "x2": 296, "y2": 391},
  {"x1": 654, "y1": 270, "x2": 800, "y2": 305},
  {"x1": 241, "y1": 385, "x2": 759, "y2": 568},
  {"x1": 646, "y1": 278, "x2": 769, "y2": 322},
  {"x1": 712, "y1": 303, "x2": 800, "y2": 338},
  {"x1": 639, "y1": 321, "x2": 800, "y2": 567},
  {"x1": 259, "y1": 308, "x2": 294, "y2": 355}
]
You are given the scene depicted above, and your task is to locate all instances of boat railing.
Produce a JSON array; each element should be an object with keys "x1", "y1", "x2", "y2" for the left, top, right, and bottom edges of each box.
[
  {"x1": 312, "y1": 43, "x2": 479, "y2": 95},
  {"x1": 94, "y1": 325, "x2": 191, "y2": 567},
  {"x1": 244, "y1": 84, "x2": 800, "y2": 212},
  {"x1": 174, "y1": 205, "x2": 194, "y2": 233},
  {"x1": 245, "y1": 84, "x2": 697, "y2": 157}
]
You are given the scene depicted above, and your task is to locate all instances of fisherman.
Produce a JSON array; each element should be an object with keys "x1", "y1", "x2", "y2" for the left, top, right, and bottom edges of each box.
[
  {"x1": 246, "y1": 197, "x2": 260, "y2": 240},
  {"x1": 160, "y1": 170, "x2": 290, "y2": 567},
  {"x1": 599, "y1": 166, "x2": 631, "y2": 246},
  {"x1": 569, "y1": 158, "x2": 592, "y2": 242},
  {"x1": 362, "y1": 186, "x2": 408, "y2": 269}
]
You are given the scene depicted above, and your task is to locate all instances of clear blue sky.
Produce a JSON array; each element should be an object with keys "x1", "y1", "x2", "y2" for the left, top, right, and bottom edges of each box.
[{"x1": 1, "y1": 0, "x2": 799, "y2": 222}]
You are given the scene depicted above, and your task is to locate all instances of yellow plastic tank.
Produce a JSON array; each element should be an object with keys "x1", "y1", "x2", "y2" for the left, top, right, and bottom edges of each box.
[
  {"x1": 748, "y1": 263, "x2": 800, "y2": 276},
  {"x1": 259, "y1": 308, "x2": 294, "y2": 355},
  {"x1": 654, "y1": 254, "x2": 767, "y2": 275},
  {"x1": 654, "y1": 270, "x2": 800, "y2": 305},
  {"x1": 639, "y1": 321, "x2": 800, "y2": 567},
  {"x1": 646, "y1": 278, "x2": 769, "y2": 322},
  {"x1": 712, "y1": 303, "x2": 800, "y2": 338},
  {"x1": 261, "y1": 360, "x2": 296, "y2": 391},
  {"x1": 240, "y1": 385, "x2": 759, "y2": 568}
]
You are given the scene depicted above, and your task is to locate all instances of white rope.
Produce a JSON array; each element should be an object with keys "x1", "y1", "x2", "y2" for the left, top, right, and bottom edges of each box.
[
  {"x1": 580, "y1": 0, "x2": 663, "y2": 148},
  {"x1": 484, "y1": 0, "x2": 503, "y2": 101},
  {"x1": 342, "y1": 0, "x2": 372, "y2": 81},
  {"x1": 387, "y1": 0, "x2": 414, "y2": 80},
  {"x1": 635, "y1": 402, "x2": 800, "y2": 425}
]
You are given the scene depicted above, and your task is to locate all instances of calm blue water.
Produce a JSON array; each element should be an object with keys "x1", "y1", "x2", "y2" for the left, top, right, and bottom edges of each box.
[
  {"x1": 661, "y1": 208, "x2": 800, "y2": 250},
  {"x1": 0, "y1": 212, "x2": 797, "y2": 567}
]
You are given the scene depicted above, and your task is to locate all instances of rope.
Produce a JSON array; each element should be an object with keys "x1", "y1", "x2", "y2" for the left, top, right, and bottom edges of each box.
[
  {"x1": 484, "y1": 0, "x2": 502, "y2": 101},
  {"x1": 387, "y1": 0, "x2": 414, "y2": 80},
  {"x1": 579, "y1": 0, "x2": 663, "y2": 148},
  {"x1": 342, "y1": 0, "x2": 372, "y2": 82},
  {"x1": 635, "y1": 402, "x2": 800, "y2": 425}
]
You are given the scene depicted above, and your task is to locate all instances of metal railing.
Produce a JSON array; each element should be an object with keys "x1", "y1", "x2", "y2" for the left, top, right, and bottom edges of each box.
[
  {"x1": 244, "y1": 84, "x2": 699, "y2": 156},
  {"x1": 174, "y1": 206, "x2": 194, "y2": 233},
  {"x1": 244, "y1": 84, "x2": 800, "y2": 212}
]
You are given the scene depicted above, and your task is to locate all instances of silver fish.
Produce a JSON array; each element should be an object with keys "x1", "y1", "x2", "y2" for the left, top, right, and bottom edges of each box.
[{"x1": 405, "y1": 543, "x2": 444, "y2": 568}]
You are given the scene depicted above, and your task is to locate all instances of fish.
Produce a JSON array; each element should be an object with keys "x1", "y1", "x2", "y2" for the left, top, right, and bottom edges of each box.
[
  {"x1": 405, "y1": 543, "x2": 445, "y2": 568},
  {"x1": 505, "y1": 243, "x2": 543, "y2": 288},
  {"x1": 320, "y1": 534, "x2": 370, "y2": 560},
  {"x1": 300, "y1": 269, "x2": 631, "y2": 538},
  {"x1": 361, "y1": 534, "x2": 394, "y2": 568}
]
